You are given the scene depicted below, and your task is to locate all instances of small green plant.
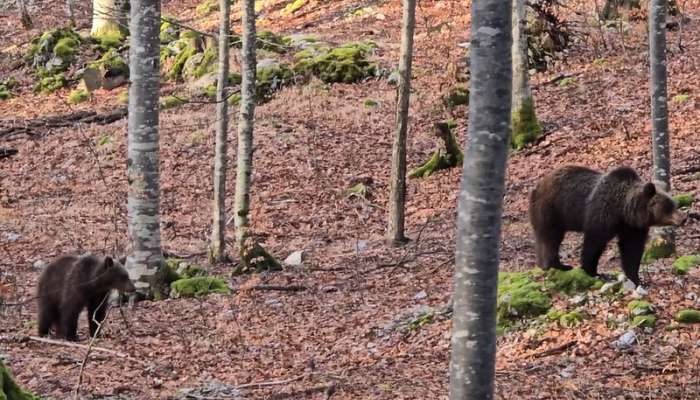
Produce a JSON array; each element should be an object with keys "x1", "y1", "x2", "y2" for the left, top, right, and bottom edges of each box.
[
  {"x1": 672, "y1": 93, "x2": 690, "y2": 104},
  {"x1": 672, "y1": 255, "x2": 700, "y2": 275},
  {"x1": 170, "y1": 276, "x2": 231, "y2": 298},
  {"x1": 675, "y1": 309, "x2": 700, "y2": 323},
  {"x1": 67, "y1": 89, "x2": 89, "y2": 104},
  {"x1": 673, "y1": 193, "x2": 694, "y2": 208},
  {"x1": 363, "y1": 99, "x2": 378, "y2": 108},
  {"x1": 558, "y1": 76, "x2": 576, "y2": 87},
  {"x1": 282, "y1": 0, "x2": 306, "y2": 15}
]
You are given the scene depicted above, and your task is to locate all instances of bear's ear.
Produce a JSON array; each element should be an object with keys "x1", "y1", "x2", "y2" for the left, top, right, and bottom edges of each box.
[
  {"x1": 104, "y1": 256, "x2": 114, "y2": 268},
  {"x1": 643, "y1": 182, "x2": 656, "y2": 197}
]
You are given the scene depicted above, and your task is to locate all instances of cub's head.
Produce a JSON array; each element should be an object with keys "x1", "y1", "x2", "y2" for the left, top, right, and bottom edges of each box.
[
  {"x1": 635, "y1": 183, "x2": 687, "y2": 227},
  {"x1": 102, "y1": 256, "x2": 136, "y2": 293}
]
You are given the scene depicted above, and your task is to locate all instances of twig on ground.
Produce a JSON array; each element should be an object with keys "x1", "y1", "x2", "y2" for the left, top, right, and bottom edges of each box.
[
  {"x1": 252, "y1": 285, "x2": 308, "y2": 292},
  {"x1": 235, "y1": 373, "x2": 307, "y2": 390}
]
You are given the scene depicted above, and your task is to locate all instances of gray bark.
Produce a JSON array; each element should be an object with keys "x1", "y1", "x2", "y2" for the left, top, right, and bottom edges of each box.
[
  {"x1": 234, "y1": 0, "x2": 256, "y2": 252},
  {"x1": 92, "y1": 0, "x2": 127, "y2": 38},
  {"x1": 386, "y1": 0, "x2": 416, "y2": 246},
  {"x1": 209, "y1": 0, "x2": 231, "y2": 262},
  {"x1": 648, "y1": 0, "x2": 675, "y2": 250},
  {"x1": 126, "y1": 0, "x2": 165, "y2": 295},
  {"x1": 511, "y1": 0, "x2": 530, "y2": 113},
  {"x1": 449, "y1": 0, "x2": 512, "y2": 399}
]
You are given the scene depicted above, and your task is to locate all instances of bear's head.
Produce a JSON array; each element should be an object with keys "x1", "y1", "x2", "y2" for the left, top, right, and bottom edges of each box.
[
  {"x1": 632, "y1": 182, "x2": 688, "y2": 227},
  {"x1": 101, "y1": 256, "x2": 136, "y2": 293}
]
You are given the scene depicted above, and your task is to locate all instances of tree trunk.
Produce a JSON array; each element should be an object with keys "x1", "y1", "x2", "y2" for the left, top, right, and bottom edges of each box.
[
  {"x1": 386, "y1": 0, "x2": 416, "y2": 246},
  {"x1": 449, "y1": 0, "x2": 512, "y2": 399},
  {"x1": 17, "y1": 0, "x2": 33, "y2": 29},
  {"x1": 510, "y1": 0, "x2": 540, "y2": 150},
  {"x1": 66, "y1": 0, "x2": 76, "y2": 27},
  {"x1": 234, "y1": 0, "x2": 256, "y2": 252},
  {"x1": 126, "y1": 0, "x2": 166, "y2": 298},
  {"x1": 647, "y1": 0, "x2": 675, "y2": 259},
  {"x1": 91, "y1": 0, "x2": 128, "y2": 39},
  {"x1": 209, "y1": 0, "x2": 231, "y2": 263}
]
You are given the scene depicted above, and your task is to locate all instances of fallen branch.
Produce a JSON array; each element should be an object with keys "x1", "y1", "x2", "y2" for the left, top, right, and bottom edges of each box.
[
  {"x1": 0, "y1": 148, "x2": 18, "y2": 159},
  {"x1": 235, "y1": 373, "x2": 306, "y2": 390},
  {"x1": 26, "y1": 335, "x2": 142, "y2": 364},
  {"x1": 534, "y1": 340, "x2": 578, "y2": 358},
  {"x1": 0, "y1": 107, "x2": 127, "y2": 139},
  {"x1": 252, "y1": 285, "x2": 308, "y2": 292}
]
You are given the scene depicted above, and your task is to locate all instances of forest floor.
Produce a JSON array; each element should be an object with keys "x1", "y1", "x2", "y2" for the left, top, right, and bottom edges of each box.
[{"x1": 2, "y1": 0, "x2": 700, "y2": 399}]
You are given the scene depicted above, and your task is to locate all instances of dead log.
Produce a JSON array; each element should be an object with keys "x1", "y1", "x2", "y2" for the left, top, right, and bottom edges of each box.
[{"x1": 0, "y1": 107, "x2": 127, "y2": 139}]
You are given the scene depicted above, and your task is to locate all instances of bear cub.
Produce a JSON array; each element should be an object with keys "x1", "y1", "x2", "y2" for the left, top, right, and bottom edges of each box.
[
  {"x1": 529, "y1": 165, "x2": 687, "y2": 286},
  {"x1": 37, "y1": 254, "x2": 135, "y2": 341}
]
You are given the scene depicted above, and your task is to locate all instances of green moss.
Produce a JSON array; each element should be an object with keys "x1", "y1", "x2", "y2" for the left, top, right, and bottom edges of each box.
[
  {"x1": 256, "y1": 63, "x2": 294, "y2": 100},
  {"x1": 282, "y1": 0, "x2": 306, "y2": 15},
  {"x1": 54, "y1": 37, "x2": 79, "y2": 58},
  {"x1": 228, "y1": 93, "x2": 242, "y2": 105},
  {"x1": 196, "y1": 0, "x2": 219, "y2": 15},
  {"x1": 170, "y1": 276, "x2": 231, "y2": 298},
  {"x1": 627, "y1": 300, "x2": 654, "y2": 316},
  {"x1": 544, "y1": 268, "x2": 602, "y2": 295},
  {"x1": 407, "y1": 311, "x2": 434, "y2": 331},
  {"x1": 160, "y1": 19, "x2": 179, "y2": 44},
  {"x1": 675, "y1": 309, "x2": 700, "y2": 323},
  {"x1": 160, "y1": 95, "x2": 186, "y2": 109},
  {"x1": 592, "y1": 57, "x2": 607, "y2": 65},
  {"x1": 673, "y1": 193, "x2": 694, "y2": 208},
  {"x1": 0, "y1": 86, "x2": 10, "y2": 100},
  {"x1": 511, "y1": 96, "x2": 542, "y2": 150},
  {"x1": 117, "y1": 90, "x2": 128, "y2": 104},
  {"x1": 409, "y1": 121, "x2": 463, "y2": 179},
  {"x1": 34, "y1": 73, "x2": 66, "y2": 93},
  {"x1": 0, "y1": 360, "x2": 40, "y2": 400},
  {"x1": 672, "y1": 255, "x2": 700, "y2": 275},
  {"x1": 497, "y1": 271, "x2": 551, "y2": 331},
  {"x1": 88, "y1": 48, "x2": 129, "y2": 76},
  {"x1": 190, "y1": 46, "x2": 218, "y2": 79},
  {"x1": 26, "y1": 28, "x2": 82, "y2": 75},
  {"x1": 643, "y1": 236, "x2": 675, "y2": 264},
  {"x1": 293, "y1": 42, "x2": 377, "y2": 84},
  {"x1": 631, "y1": 314, "x2": 656, "y2": 328},
  {"x1": 168, "y1": 45, "x2": 197, "y2": 80},
  {"x1": 256, "y1": 30, "x2": 288, "y2": 53},
  {"x1": 559, "y1": 310, "x2": 583, "y2": 327},
  {"x1": 364, "y1": 99, "x2": 378, "y2": 107},
  {"x1": 67, "y1": 89, "x2": 89, "y2": 104},
  {"x1": 672, "y1": 93, "x2": 690, "y2": 104},
  {"x1": 558, "y1": 76, "x2": 576, "y2": 86},
  {"x1": 445, "y1": 85, "x2": 469, "y2": 107}
]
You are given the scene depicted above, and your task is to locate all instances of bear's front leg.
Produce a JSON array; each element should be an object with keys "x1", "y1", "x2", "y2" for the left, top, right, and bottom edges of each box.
[
  {"x1": 59, "y1": 301, "x2": 83, "y2": 342},
  {"x1": 617, "y1": 226, "x2": 648, "y2": 287},
  {"x1": 581, "y1": 230, "x2": 614, "y2": 277}
]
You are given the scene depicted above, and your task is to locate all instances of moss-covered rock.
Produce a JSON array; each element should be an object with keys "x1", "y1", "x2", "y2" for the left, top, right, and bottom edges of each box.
[
  {"x1": 643, "y1": 235, "x2": 675, "y2": 264},
  {"x1": 170, "y1": 276, "x2": 231, "y2": 298},
  {"x1": 673, "y1": 193, "x2": 694, "y2": 208},
  {"x1": 89, "y1": 47, "x2": 129, "y2": 76},
  {"x1": 0, "y1": 360, "x2": 40, "y2": 400},
  {"x1": 256, "y1": 61, "x2": 294, "y2": 101},
  {"x1": 675, "y1": 309, "x2": 700, "y2": 323},
  {"x1": 293, "y1": 42, "x2": 377, "y2": 84},
  {"x1": 26, "y1": 28, "x2": 82, "y2": 76},
  {"x1": 545, "y1": 268, "x2": 603, "y2": 295},
  {"x1": 445, "y1": 85, "x2": 469, "y2": 108},
  {"x1": 167, "y1": 44, "x2": 198, "y2": 80},
  {"x1": 34, "y1": 73, "x2": 66, "y2": 93},
  {"x1": 196, "y1": 0, "x2": 220, "y2": 15},
  {"x1": 497, "y1": 270, "x2": 551, "y2": 331},
  {"x1": 409, "y1": 121, "x2": 463, "y2": 179},
  {"x1": 67, "y1": 89, "x2": 89, "y2": 104},
  {"x1": 182, "y1": 46, "x2": 218, "y2": 80},
  {"x1": 673, "y1": 255, "x2": 700, "y2": 275},
  {"x1": 257, "y1": 30, "x2": 289, "y2": 53},
  {"x1": 511, "y1": 97, "x2": 542, "y2": 150},
  {"x1": 160, "y1": 19, "x2": 179, "y2": 44},
  {"x1": 234, "y1": 242, "x2": 283, "y2": 275}
]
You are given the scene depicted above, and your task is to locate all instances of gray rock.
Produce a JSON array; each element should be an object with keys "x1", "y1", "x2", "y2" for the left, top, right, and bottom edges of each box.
[
  {"x1": 284, "y1": 250, "x2": 304, "y2": 266},
  {"x1": 613, "y1": 330, "x2": 637, "y2": 349}
]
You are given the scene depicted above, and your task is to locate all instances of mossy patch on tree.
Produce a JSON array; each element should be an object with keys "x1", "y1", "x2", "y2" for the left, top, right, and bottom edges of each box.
[
  {"x1": 170, "y1": 276, "x2": 231, "y2": 298},
  {"x1": 544, "y1": 268, "x2": 603, "y2": 295},
  {"x1": 672, "y1": 255, "x2": 700, "y2": 275},
  {"x1": 497, "y1": 270, "x2": 552, "y2": 332},
  {"x1": 643, "y1": 236, "x2": 675, "y2": 264},
  {"x1": 0, "y1": 360, "x2": 40, "y2": 400},
  {"x1": 293, "y1": 42, "x2": 377, "y2": 84},
  {"x1": 511, "y1": 96, "x2": 542, "y2": 150},
  {"x1": 675, "y1": 309, "x2": 700, "y2": 323},
  {"x1": 673, "y1": 193, "x2": 693, "y2": 208},
  {"x1": 67, "y1": 89, "x2": 89, "y2": 104},
  {"x1": 409, "y1": 121, "x2": 463, "y2": 179}
]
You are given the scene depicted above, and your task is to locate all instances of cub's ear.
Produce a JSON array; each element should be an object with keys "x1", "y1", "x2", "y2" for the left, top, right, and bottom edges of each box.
[
  {"x1": 104, "y1": 256, "x2": 114, "y2": 268},
  {"x1": 643, "y1": 182, "x2": 656, "y2": 197}
]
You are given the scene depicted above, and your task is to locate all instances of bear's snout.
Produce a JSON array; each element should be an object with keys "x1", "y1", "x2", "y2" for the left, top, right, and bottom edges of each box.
[{"x1": 122, "y1": 280, "x2": 136, "y2": 293}]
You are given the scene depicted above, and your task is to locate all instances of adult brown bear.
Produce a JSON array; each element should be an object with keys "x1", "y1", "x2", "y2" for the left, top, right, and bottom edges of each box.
[
  {"x1": 37, "y1": 254, "x2": 135, "y2": 341},
  {"x1": 529, "y1": 165, "x2": 686, "y2": 286}
]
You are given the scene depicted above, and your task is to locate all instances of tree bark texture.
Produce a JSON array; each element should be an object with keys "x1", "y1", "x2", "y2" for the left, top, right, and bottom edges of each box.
[
  {"x1": 91, "y1": 0, "x2": 128, "y2": 38},
  {"x1": 209, "y1": 0, "x2": 231, "y2": 262},
  {"x1": 234, "y1": 0, "x2": 257, "y2": 252},
  {"x1": 449, "y1": 1, "x2": 512, "y2": 399},
  {"x1": 386, "y1": 0, "x2": 416, "y2": 245},
  {"x1": 511, "y1": 0, "x2": 530, "y2": 114},
  {"x1": 126, "y1": 0, "x2": 165, "y2": 295}
]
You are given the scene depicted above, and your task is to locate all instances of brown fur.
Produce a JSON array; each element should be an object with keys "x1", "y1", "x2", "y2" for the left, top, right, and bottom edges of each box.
[
  {"x1": 37, "y1": 254, "x2": 135, "y2": 341},
  {"x1": 529, "y1": 165, "x2": 687, "y2": 285}
]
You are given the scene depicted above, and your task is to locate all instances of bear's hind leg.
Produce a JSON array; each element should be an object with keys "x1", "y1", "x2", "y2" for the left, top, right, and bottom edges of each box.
[
  {"x1": 581, "y1": 230, "x2": 614, "y2": 277},
  {"x1": 617, "y1": 227, "x2": 648, "y2": 286},
  {"x1": 37, "y1": 301, "x2": 57, "y2": 337},
  {"x1": 536, "y1": 228, "x2": 570, "y2": 270}
]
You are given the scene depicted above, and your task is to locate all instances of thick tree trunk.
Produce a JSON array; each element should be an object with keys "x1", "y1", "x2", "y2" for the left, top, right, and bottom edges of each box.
[
  {"x1": 209, "y1": 0, "x2": 231, "y2": 263},
  {"x1": 234, "y1": 0, "x2": 256, "y2": 252},
  {"x1": 91, "y1": 0, "x2": 128, "y2": 39},
  {"x1": 386, "y1": 0, "x2": 416, "y2": 246},
  {"x1": 647, "y1": 0, "x2": 675, "y2": 258},
  {"x1": 510, "y1": 0, "x2": 540, "y2": 150},
  {"x1": 126, "y1": 0, "x2": 165, "y2": 297},
  {"x1": 449, "y1": 0, "x2": 512, "y2": 399}
]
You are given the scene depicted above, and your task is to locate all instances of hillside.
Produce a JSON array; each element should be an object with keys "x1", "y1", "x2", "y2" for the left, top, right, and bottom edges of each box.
[{"x1": 1, "y1": 0, "x2": 700, "y2": 398}]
